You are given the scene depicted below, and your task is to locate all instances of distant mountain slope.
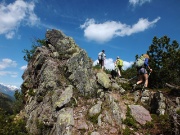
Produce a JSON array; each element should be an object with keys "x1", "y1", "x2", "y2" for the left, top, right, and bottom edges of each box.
[
  {"x1": 0, "y1": 83, "x2": 18, "y2": 98},
  {"x1": 0, "y1": 92, "x2": 14, "y2": 114}
]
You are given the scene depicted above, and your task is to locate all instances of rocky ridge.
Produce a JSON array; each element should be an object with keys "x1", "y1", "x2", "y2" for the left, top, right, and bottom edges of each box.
[{"x1": 19, "y1": 29, "x2": 180, "y2": 135}]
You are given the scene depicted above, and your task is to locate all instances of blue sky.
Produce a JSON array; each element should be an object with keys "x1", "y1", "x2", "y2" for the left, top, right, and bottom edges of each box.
[{"x1": 0, "y1": 0, "x2": 180, "y2": 88}]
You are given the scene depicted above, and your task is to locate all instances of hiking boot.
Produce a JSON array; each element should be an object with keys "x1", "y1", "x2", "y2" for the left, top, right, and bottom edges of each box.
[
  {"x1": 142, "y1": 87, "x2": 147, "y2": 92},
  {"x1": 130, "y1": 89, "x2": 134, "y2": 93},
  {"x1": 132, "y1": 84, "x2": 137, "y2": 90}
]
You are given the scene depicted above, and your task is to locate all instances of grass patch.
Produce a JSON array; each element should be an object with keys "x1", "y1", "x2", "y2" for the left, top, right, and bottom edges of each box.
[
  {"x1": 176, "y1": 109, "x2": 180, "y2": 115},
  {"x1": 150, "y1": 113, "x2": 172, "y2": 134},
  {"x1": 28, "y1": 89, "x2": 36, "y2": 96},
  {"x1": 120, "y1": 83, "x2": 132, "y2": 91},
  {"x1": 122, "y1": 127, "x2": 133, "y2": 135},
  {"x1": 123, "y1": 106, "x2": 138, "y2": 129},
  {"x1": 87, "y1": 113, "x2": 100, "y2": 124},
  {"x1": 144, "y1": 121, "x2": 154, "y2": 129}
]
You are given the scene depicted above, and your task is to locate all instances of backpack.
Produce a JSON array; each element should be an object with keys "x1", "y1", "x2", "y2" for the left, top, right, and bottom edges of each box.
[
  {"x1": 135, "y1": 55, "x2": 145, "y2": 68},
  {"x1": 117, "y1": 59, "x2": 123, "y2": 66},
  {"x1": 98, "y1": 52, "x2": 103, "y2": 60}
]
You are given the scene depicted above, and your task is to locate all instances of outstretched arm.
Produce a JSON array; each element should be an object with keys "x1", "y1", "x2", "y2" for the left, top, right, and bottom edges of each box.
[{"x1": 144, "y1": 58, "x2": 152, "y2": 72}]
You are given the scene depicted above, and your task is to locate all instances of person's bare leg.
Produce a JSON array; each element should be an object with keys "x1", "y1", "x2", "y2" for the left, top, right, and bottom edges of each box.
[
  {"x1": 132, "y1": 75, "x2": 143, "y2": 90},
  {"x1": 118, "y1": 70, "x2": 121, "y2": 77},
  {"x1": 137, "y1": 75, "x2": 143, "y2": 85},
  {"x1": 102, "y1": 66, "x2": 104, "y2": 71},
  {"x1": 144, "y1": 74, "x2": 148, "y2": 87},
  {"x1": 101, "y1": 61, "x2": 105, "y2": 71}
]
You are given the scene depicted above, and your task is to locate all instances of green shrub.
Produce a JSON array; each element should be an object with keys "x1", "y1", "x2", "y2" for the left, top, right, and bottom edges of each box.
[
  {"x1": 36, "y1": 96, "x2": 43, "y2": 102},
  {"x1": 87, "y1": 113, "x2": 100, "y2": 124},
  {"x1": 0, "y1": 110, "x2": 28, "y2": 135},
  {"x1": 13, "y1": 90, "x2": 25, "y2": 114},
  {"x1": 23, "y1": 38, "x2": 46, "y2": 62},
  {"x1": 28, "y1": 89, "x2": 36, "y2": 96},
  {"x1": 151, "y1": 113, "x2": 172, "y2": 134},
  {"x1": 144, "y1": 121, "x2": 154, "y2": 129},
  {"x1": 176, "y1": 109, "x2": 180, "y2": 115},
  {"x1": 120, "y1": 83, "x2": 132, "y2": 91},
  {"x1": 122, "y1": 127, "x2": 133, "y2": 135},
  {"x1": 36, "y1": 119, "x2": 45, "y2": 131},
  {"x1": 93, "y1": 64, "x2": 101, "y2": 70},
  {"x1": 123, "y1": 106, "x2": 137, "y2": 128},
  {"x1": 123, "y1": 117, "x2": 136, "y2": 127}
]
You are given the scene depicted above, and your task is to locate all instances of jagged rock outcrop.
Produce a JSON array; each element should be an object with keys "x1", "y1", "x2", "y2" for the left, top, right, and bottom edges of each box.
[{"x1": 21, "y1": 29, "x2": 100, "y2": 134}]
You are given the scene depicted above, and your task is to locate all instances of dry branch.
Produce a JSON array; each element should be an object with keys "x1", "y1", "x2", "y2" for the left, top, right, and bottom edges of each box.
[{"x1": 166, "y1": 83, "x2": 180, "y2": 89}]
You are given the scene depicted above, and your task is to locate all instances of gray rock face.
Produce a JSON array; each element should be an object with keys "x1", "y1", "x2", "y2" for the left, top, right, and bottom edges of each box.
[
  {"x1": 56, "y1": 108, "x2": 74, "y2": 135},
  {"x1": 54, "y1": 85, "x2": 73, "y2": 109},
  {"x1": 88, "y1": 101, "x2": 102, "y2": 117},
  {"x1": 46, "y1": 29, "x2": 96, "y2": 95},
  {"x1": 150, "y1": 91, "x2": 166, "y2": 115},
  {"x1": 141, "y1": 90, "x2": 151, "y2": 105},
  {"x1": 105, "y1": 93, "x2": 122, "y2": 125},
  {"x1": 21, "y1": 29, "x2": 98, "y2": 135}
]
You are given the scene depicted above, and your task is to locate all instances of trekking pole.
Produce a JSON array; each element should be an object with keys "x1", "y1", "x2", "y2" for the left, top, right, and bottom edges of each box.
[
  {"x1": 128, "y1": 75, "x2": 137, "y2": 81},
  {"x1": 142, "y1": 72, "x2": 151, "y2": 91}
]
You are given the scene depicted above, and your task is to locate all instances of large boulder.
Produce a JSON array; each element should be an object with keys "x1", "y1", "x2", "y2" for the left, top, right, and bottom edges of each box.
[
  {"x1": 129, "y1": 105, "x2": 152, "y2": 125},
  {"x1": 96, "y1": 71, "x2": 111, "y2": 89}
]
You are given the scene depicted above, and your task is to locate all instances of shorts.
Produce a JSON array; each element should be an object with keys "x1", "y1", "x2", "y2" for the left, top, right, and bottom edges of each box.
[
  {"x1": 138, "y1": 67, "x2": 147, "y2": 75},
  {"x1": 117, "y1": 65, "x2": 122, "y2": 72},
  {"x1": 99, "y1": 59, "x2": 104, "y2": 67}
]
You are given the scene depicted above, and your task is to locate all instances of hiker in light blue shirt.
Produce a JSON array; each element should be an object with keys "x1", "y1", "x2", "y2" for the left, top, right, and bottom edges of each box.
[{"x1": 98, "y1": 50, "x2": 106, "y2": 70}]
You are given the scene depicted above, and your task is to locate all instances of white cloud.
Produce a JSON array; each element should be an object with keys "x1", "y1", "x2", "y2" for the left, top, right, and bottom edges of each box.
[
  {"x1": 0, "y1": 71, "x2": 18, "y2": 77},
  {"x1": 0, "y1": 0, "x2": 40, "y2": 39},
  {"x1": 93, "y1": 58, "x2": 133, "y2": 70},
  {"x1": 122, "y1": 61, "x2": 134, "y2": 70},
  {"x1": 105, "y1": 58, "x2": 115, "y2": 70},
  {"x1": 0, "y1": 58, "x2": 17, "y2": 70},
  {"x1": 129, "y1": 0, "x2": 152, "y2": 7},
  {"x1": 5, "y1": 31, "x2": 15, "y2": 39},
  {"x1": 80, "y1": 17, "x2": 160, "y2": 43},
  {"x1": 119, "y1": 17, "x2": 161, "y2": 36},
  {"x1": 20, "y1": 65, "x2": 27, "y2": 70},
  {"x1": 10, "y1": 72, "x2": 18, "y2": 78}
]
